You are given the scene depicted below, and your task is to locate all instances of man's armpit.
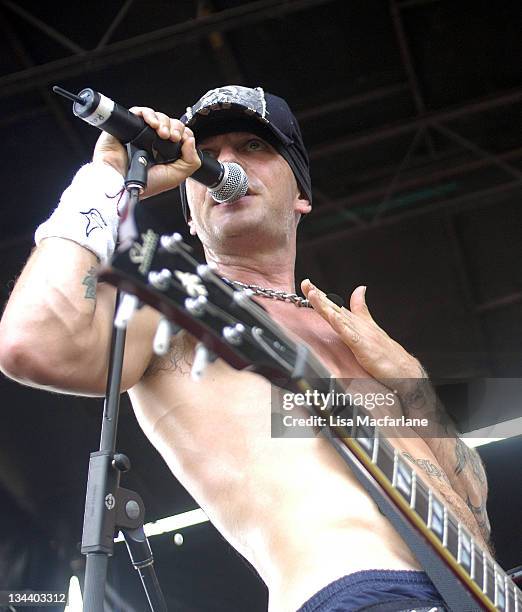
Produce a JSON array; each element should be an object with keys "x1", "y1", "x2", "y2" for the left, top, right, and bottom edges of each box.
[{"x1": 144, "y1": 328, "x2": 196, "y2": 377}]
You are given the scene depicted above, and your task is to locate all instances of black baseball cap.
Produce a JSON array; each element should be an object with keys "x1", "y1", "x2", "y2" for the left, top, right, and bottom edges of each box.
[{"x1": 179, "y1": 85, "x2": 312, "y2": 221}]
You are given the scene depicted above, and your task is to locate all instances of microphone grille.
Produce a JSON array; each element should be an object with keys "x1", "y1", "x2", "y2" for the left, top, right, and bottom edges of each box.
[{"x1": 208, "y1": 162, "x2": 248, "y2": 204}]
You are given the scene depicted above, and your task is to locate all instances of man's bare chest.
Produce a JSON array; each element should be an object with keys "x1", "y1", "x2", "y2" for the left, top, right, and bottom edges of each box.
[{"x1": 258, "y1": 300, "x2": 369, "y2": 379}]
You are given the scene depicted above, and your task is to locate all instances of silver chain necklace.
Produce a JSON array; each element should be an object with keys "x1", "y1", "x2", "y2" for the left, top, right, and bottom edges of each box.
[{"x1": 222, "y1": 277, "x2": 312, "y2": 308}]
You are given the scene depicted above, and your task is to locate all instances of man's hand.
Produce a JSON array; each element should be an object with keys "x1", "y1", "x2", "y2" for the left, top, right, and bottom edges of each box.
[
  {"x1": 302, "y1": 280, "x2": 492, "y2": 546},
  {"x1": 301, "y1": 280, "x2": 423, "y2": 389},
  {"x1": 93, "y1": 106, "x2": 201, "y2": 199}
]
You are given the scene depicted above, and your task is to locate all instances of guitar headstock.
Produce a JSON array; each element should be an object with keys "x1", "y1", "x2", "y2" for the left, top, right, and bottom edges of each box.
[{"x1": 99, "y1": 231, "x2": 308, "y2": 387}]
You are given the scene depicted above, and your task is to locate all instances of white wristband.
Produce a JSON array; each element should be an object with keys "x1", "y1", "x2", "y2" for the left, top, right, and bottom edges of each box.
[{"x1": 34, "y1": 162, "x2": 129, "y2": 264}]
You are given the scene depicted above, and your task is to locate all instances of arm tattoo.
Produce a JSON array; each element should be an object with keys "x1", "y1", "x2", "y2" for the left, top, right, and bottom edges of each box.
[
  {"x1": 401, "y1": 378, "x2": 456, "y2": 436},
  {"x1": 82, "y1": 266, "x2": 97, "y2": 301},
  {"x1": 455, "y1": 438, "x2": 486, "y2": 485},
  {"x1": 466, "y1": 494, "x2": 491, "y2": 540},
  {"x1": 455, "y1": 438, "x2": 467, "y2": 476},
  {"x1": 402, "y1": 451, "x2": 451, "y2": 486}
]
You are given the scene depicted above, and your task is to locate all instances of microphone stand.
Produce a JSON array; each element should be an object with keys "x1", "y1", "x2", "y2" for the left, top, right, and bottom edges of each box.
[{"x1": 81, "y1": 146, "x2": 167, "y2": 612}]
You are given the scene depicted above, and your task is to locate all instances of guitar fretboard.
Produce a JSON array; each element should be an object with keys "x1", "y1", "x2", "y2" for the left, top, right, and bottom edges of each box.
[{"x1": 348, "y1": 413, "x2": 521, "y2": 612}]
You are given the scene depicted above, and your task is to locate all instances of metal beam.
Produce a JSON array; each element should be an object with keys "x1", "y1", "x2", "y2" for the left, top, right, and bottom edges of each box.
[
  {"x1": 309, "y1": 86, "x2": 522, "y2": 160},
  {"x1": 299, "y1": 180, "x2": 522, "y2": 250},
  {"x1": 1, "y1": 0, "x2": 85, "y2": 53},
  {"x1": 312, "y1": 146, "x2": 522, "y2": 218},
  {"x1": 96, "y1": 0, "x2": 135, "y2": 49},
  {"x1": 390, "y1": 0, "x2": 436, "y2": 155},
  {"x1": 371, "y1": 126, "x2": 425, "y2": 221},
  {"x1": 295, "y1": 83, "x2": 409, "y2": 122},
  {"x1": 197, "y1": 0, "x2": 247, "y2": 84},
  {"x1": 0, "y1": 8, "x2": 87, "y2": 158},
  {"x1": 476, "y1": 291, "x2": 522, "y2": 314},
  {"x1": 431, "y1": 122, "x2": 522, "y2": 180},
  {"x1": 0, "y1": 0, "x2": 336, "y2": 99}
]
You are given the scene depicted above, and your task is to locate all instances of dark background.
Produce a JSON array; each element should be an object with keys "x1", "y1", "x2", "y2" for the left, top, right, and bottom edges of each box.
[{"x1": 0, "y1": 0, "x2": 521, "y2": 610}]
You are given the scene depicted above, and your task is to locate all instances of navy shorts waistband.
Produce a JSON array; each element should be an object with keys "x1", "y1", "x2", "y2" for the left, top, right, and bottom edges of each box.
[{"x1": 297, "y1": 569, "x2": 446, "y2": 612}]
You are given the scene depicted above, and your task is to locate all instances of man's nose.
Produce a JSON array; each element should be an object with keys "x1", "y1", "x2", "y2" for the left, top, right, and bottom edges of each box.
[{"x1": 217, "y1": 144, "x2": 240, "y2": 163}]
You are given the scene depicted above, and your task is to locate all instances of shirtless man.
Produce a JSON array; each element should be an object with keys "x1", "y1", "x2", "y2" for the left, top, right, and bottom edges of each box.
[{"x1": 0, "y1": 86, "x2": 490, "y2": 611}]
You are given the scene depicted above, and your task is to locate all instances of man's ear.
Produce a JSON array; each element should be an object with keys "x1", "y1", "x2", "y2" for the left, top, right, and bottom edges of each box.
[
  {"x1": 294, "y1": 190, "x2": 312, "y2": 216},
  {"x1": 188, "y1": 219, "x2": 197, "y2": 236}
]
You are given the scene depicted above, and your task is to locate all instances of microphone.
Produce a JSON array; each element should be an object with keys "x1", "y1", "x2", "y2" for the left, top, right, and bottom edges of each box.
[{"x1": 52, "y1": 86, "x2": 248, "y2": 204}]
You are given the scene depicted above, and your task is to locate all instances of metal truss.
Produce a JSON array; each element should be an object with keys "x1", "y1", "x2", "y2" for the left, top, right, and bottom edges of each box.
[
  {"x1": 302, "y1": 0, "x2": 522, "y2": 356},
  {"x1": 0, "y1": 0, "x2": 336, "y2": 98},
  {"x1": 0, "y1": 0, "x2": 520, "y2": 330}
]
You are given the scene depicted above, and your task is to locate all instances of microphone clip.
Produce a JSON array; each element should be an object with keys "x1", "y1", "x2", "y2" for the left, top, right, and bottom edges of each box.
[{"x1": 125, "y1": 145, "x2": 151, "y2": 194}]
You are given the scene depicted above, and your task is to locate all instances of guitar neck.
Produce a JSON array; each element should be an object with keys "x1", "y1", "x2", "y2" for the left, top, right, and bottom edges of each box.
[{"x1": 295, "y1": 371, "x2": 521, "y2": 612}]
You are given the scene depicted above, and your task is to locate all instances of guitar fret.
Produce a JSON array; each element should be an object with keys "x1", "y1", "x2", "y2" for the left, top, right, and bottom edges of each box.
[
  {"x1": 486, "y1": 553, "x2": 496, "y2": 598},
  {"x1": 415, "y1": 480, "x2": 430, "y2": 524},
  {"x1": 459, "y1": 525, "x2": 472, "y2": 575},
  {"x1": 495, "y1": 564, "x2": 506, "y2": 610},
  {"x1": 410, "y1": 470, "x2": 417, "y2": 510},
  {"x1": 457, "y1": 522, "x2": 462, "y2": 562},
  {"x1": 371, "y1": 432, "x2": 379, "y2": 464},
  {"x1": 470, "y1": 537, "x2": 475, "y2": 580},
  {"x1": 443, "y1": 507, "x2": 448, "y2": 548},
  {"x1": 446, "y1": 514, "x2": 459, "y2": 558},
  {"x1": 350, "y1": 405, "x2": 358, "y2": 439},
  {"x1": 495, "y1": 565, "x2": 499, "y2": 607},
  {"x1": 483, "y1": 551, "x2": 489, "y2": 596},
  {"x1": 392, "y1": 449, "x2": 398, "y2": 488},
  {"x1": 376, "y1": 442, "x2": 395, "y2": 482},
  {"x1": 355, "y1": 433, "x2": 374, "y2": 455},
  {"x1": 395, "y1": 456, "x2": 414, "y2": 502},
  {"x1": 473, "y1": 542, "x2": 484, "y2": 590},
  {"x1": 427, "y1": 489, "x2": 433, "y2": 530},
  {"x1": 428, "y1": 493, "x2": 444, "y2": 541},
  {"x1": 505, "y1": 575, "x2": 512, "y2": 612},
  {"x1": 493, "y1": 563, "x2": 505, "y2": 611},
  {"x1": 514, "y1": 583, "x2": 519, "y2": 612}
]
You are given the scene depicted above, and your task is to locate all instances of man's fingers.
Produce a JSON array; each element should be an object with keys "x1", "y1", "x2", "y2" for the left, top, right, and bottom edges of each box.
[
  {"x1": 328, "y1": 309, "x2": 362, "y2": 344},
  {"x1": 306, "y1": 286, "x2": 339, "y2": 319},
  {"x1": 129, "y1": 106, "x2": 159, "y2": 127},
  {"x1": 349, "y1": 285, "x2": 374, "y2": 321},
  {"x1": 128, "y1": 107, "x2": 189, "y2": 142},
  {"x1": 301, "y1": 278, "x2": 313, "y2": 295},
  {"x1": 304, "y1": 281, "x2": 377, "y2": 331},
  {"x1": 179, "y1": 133, "x2": 201, "y2": 168},
  {"x1": 154, "y1": 112, "x2": 172, "y2": 138}
]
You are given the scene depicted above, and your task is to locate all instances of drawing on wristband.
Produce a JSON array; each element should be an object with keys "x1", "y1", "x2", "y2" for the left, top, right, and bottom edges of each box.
[{"x1": 80, "y1": 208, "x2": 108, "y2": 237}]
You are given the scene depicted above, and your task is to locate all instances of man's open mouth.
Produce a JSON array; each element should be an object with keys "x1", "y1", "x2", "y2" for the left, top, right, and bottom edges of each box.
[{"x1": 211, "y1": 189, "x2": 254, "y2": 205}]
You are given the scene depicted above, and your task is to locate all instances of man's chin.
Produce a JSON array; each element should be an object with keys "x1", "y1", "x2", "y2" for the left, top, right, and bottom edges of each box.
[{"x1": 209, "y1": 204, "x2": 268, "y2": 240}]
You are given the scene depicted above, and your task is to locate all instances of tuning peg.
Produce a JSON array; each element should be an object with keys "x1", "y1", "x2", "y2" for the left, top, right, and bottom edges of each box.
[
  {"x1": 114, "y1": 293, "x2": 139, "y2": 329},
  {"x1": 191, "y1": 342, "x2": 214, "y2": 380},
  {"x1": 148, "y1": 268, "x2": 172, "y2": 291},
  {"x1": 233, "y1": 288, "x2": 254, "y2": 304},
  {"x1": 159, "y1": 233, "x2": 183, "y2": 253},
  {"x1": 196, "y1": 263, "x2": 215, "y2": 279},
  {"x1": 185, "y1": 295, "x2": 207, "y2": 316},
  {"x1": 222, "y1": 323, "x2": 245, "y2": 345},
  {"x1": 153, "y1": 318, "x2": 174, "y2": 355},
  {"x1": 160, "y1": 233, "x2": 192, "y2": 253}
]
